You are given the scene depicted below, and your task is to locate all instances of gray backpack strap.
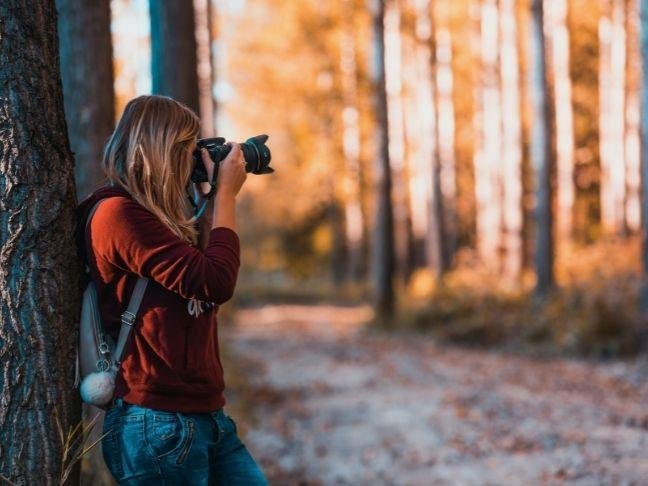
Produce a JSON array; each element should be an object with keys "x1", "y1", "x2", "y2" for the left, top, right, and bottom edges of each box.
[
  {"x1": 114, "y1": 276, "x2": 148, "y2": 365},
  {"x1": 85, "y1": 198, "x2": 149, "y2": 367}
]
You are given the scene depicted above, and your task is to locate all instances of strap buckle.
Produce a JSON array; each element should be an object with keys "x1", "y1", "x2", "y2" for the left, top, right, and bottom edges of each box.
[{"x1": 121, "y1": 311, "x2": 136, "y2": 327}]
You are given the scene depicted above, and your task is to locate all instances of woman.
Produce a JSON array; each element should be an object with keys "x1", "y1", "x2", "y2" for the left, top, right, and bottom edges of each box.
[{"x1": 75, "y1": 95, "x2": 268, "y2": 485}]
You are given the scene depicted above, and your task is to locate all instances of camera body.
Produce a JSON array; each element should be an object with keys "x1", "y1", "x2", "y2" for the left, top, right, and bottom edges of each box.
[{"x1": 191, "y1": 134, "x2": 273, "y2": 184}]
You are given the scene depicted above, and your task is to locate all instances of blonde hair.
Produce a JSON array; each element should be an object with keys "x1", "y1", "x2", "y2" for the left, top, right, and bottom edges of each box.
[{"x1": 102, "y1": 95, "x2": 201, "y2": 245}]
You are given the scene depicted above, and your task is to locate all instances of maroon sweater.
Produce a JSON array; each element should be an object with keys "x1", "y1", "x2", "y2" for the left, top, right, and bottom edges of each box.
[{"x1": 75, "y1": 184, "x2": 239, "y2": 412}]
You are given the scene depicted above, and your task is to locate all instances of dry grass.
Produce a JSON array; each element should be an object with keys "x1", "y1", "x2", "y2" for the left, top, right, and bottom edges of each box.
[{"x1": 389, "y1": 237, "x2": 648, "y2": 358}]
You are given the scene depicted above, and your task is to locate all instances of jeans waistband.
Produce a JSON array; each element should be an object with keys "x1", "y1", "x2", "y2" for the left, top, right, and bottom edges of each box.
[{"x1": 113, "y1": 397, "x2": 224, "y2": 416}]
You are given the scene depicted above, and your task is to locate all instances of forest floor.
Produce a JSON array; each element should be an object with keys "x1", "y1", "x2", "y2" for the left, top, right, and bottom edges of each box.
[{"x1": 222, "y1": 304, "x2": 648, "y2": 486}]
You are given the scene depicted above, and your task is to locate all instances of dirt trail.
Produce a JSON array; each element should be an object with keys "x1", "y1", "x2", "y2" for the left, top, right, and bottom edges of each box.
[{"x1": 222, "y1": 304, "x2": 648, "y2": 485}]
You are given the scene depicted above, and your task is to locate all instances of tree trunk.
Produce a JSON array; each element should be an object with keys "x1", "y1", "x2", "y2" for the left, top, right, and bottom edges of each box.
[
  {"x1": 499, "y1": 0, "x2": 524, "y2": 280},
  {"x1": 384, "y1": 0, "x2": 415, "y2": 283},
  {"x1": 600, "y1": 0, "x2": 628, "y2": 234},
  {"x1": 530, "y1": 0, "x2": 555, "y2": 296},
  {"x1": 639, "y1": 0, "x2": 648, "y2": 314},
  {"x1": 405, "y1": 0, "x2": 444, "y2": 277},
  {"x1": 150, "y1": 0, "x2": 200, "y2": 113},
  {"x1": 57, "y1": 0, "x2": 114, "y2": 201},
  {"x1": 546, "y1": 0, "x2": 576, "y2": 242},
  {"x1": 340, "y1": 0, "x2": 367, "y2": 282},
  {"x1": 475, "y1": 0, "x2": 503, "y2": 270},
  {"x1": 435, "y1": 20, "x2": 457, "y2": 272},
  {"x1": 0, "y1": 2, "x2": 82, "y2": 484},
  {"x1": 195, "y1": 0, "x2": 215, "y2": 136},
  {"x1": 370, "y1": 0, "x2": 396, "y2": 317},
  {"x1": 625, "y1": 0, "x2": 642, "y2": 232}
]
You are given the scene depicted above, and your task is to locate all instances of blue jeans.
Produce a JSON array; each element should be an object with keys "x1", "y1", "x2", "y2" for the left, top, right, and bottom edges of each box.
[{"x1": 101, "y1": 398, "x2": 268, "y2": 485}]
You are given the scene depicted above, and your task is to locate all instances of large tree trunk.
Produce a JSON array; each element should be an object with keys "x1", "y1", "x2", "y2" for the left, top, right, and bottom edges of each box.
[
  {"x1": 530, "y1": 0, "x2": 555, "y2": 296},
  {"x1": 0, "y1": 1, "x2": 82, "y2": 484},
  {"x1": 499, "y1": 0, "x2": 524, "y2": 280},
  {"x1": 546, "y1": 0, "x2": 576, "y2": 243},
  {"x1": 370, "y1": 0, "x2": 396, "y2": 317},
  {"x1": 150, "y1": 0, "x2": 200, "y2": 113},
  {"x1": 57, "y1": 0, "x2": 114, "y2": 201}
]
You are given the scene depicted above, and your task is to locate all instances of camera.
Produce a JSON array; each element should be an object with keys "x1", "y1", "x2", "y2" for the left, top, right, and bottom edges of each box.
[{"x1": 191, "y1": 134, "x2": 273, "y2": 185}]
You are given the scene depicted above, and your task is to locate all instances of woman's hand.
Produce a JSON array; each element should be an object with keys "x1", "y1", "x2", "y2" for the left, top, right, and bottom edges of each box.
[
  {"x1": 211, "y1": 143, "x2": 247, "y2": 232},
  {"x1": 216, "y1": 143, "x2": 247, "y2": 198},
  {"x1": 196, "y1": 148, "x2": 217, "y2": 197}
]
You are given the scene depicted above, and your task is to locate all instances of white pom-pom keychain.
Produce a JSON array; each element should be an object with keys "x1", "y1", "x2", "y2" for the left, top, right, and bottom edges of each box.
[{"x1": 80, "y1": 370, "x2": 116, "y2": 406}]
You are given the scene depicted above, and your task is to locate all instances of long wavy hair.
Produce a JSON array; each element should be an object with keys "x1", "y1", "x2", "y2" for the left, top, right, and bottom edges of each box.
[{"x1": 102, "y1": 95, "x2": 200, "y2": 245}]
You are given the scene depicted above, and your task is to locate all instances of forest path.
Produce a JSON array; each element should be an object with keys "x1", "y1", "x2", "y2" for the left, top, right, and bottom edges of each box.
[{"x1": 222, "y1": 304, "x2": 648, "y2": 485}]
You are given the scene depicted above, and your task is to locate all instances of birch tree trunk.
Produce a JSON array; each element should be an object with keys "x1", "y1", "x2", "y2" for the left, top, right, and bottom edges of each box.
[
  {"x1": 600, "y1": 0, "x2": 628, "y2": 234},
  {"x1": 625, "y1": 0, "x2": 642, "y2": 232},
  {"x1": 370, "y1": 0, "x2": 395, "y2": 316},
  {"x1": 0, "y1": 1, "x2": 82, "y2": 484},
  {"x1": 546, "y1": 0, "x2": 576, "y2": 242},
  {"x1": 405, "y1": 0, "x2": 444, "y2": 276},
  {"x1": 530, "y1": 0, "x2": 555, "y2": 296},
  {"x1": 499, "y1": 0, "x2": 524, "y2": 280},
  {"x1": 57, "y1": 0, "x2": 114, "y2": 200},
  {"x1": 150, "y1": 0, "x2": 200, "y2": 113},
  {"x1": 475, "y1": 0, "x2": 503, "y2": 269}
]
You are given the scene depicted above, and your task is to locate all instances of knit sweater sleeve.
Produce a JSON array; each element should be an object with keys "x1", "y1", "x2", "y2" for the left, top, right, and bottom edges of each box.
[{"x1": 90, "y1": 196, "x2": 240, "y2": 304}]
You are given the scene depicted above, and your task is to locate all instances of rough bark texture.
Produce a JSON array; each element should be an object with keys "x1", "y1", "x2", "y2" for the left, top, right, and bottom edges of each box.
[
  {"x1": 0, "y1": 1, "x2": 82, "y2": 484},
  {"x1": 150, "y1": 0, "x2": 200, "y2": 113},
  {"x1": 370, "y1": 0, "x2": 395, "y2": 317},
  {"x1": 57, "y1": 0, "x2": 114, "y2": 201},
  {"x1": 530, "y1": 0, "x2": 555, "y2": 296}
]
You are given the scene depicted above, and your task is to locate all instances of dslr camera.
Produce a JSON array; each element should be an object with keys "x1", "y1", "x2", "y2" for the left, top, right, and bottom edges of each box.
[{"x1": 190, "y1": 134, "x2": 273, "y2": 190}]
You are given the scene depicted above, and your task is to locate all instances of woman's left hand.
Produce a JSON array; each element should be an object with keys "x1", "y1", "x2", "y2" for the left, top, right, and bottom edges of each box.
[{"x1": 195, "y1": 148, "x2": 217, "y2": 198}]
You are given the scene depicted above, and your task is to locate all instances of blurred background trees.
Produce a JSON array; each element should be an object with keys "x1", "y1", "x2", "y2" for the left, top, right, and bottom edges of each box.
[{"x1": 64, "y1": 0, "x2": 648, "y2": 355}]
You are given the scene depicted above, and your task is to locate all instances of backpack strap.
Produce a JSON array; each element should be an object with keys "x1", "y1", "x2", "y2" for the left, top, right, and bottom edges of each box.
[{"x1": 85, "y1": 198, "x2": 149, "y2": 367}]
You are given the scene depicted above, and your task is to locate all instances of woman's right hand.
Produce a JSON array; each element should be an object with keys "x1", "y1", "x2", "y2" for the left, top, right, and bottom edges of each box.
[{"x1": 215, "y1": 143, "x2": 247, "y2": 198}]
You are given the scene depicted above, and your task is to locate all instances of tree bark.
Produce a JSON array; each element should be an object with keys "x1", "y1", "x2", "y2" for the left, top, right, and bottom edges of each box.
[
  {"x1": 370, "y1": 0, "x2": 396, "y2": 317},
  {"x1": 150, "y1": 0, "x2": 200, "y2": 113},
  {"x1": 0, "y1": 1, "x2": 82, "y2": 484},
  {"x1": 530, "y1": 0, "x2": 555, "y2": 296},
  {"x1": 57, "y1": 0, "x2": 114, "y2": 201}
]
